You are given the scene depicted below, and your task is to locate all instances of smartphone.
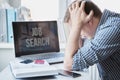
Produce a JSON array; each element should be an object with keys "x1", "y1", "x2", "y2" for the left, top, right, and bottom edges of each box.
[
  {"x1": 58, "y1": 69, "x2": 81, "y2": 78},
  {"x1": 20, "y1": 59, "x2": 33, "y2": 64}
]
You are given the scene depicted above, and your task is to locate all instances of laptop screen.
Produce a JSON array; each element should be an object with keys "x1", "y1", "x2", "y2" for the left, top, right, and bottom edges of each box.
[{"x1": 12, "y1": 21, "x2": 60, "y2": 57}]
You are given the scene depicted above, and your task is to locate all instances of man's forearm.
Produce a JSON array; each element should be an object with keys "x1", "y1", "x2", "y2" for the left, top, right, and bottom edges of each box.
[{"x1": 65, "y1": 27, "x2": 82, "y2": 58}]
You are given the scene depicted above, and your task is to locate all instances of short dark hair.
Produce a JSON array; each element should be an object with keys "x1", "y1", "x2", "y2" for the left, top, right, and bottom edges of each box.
[{"x1": 64, "y1": 0, "x2": 102, "y2": 23}]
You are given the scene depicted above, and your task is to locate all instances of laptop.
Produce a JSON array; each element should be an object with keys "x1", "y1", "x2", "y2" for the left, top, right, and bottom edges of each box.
[{"x1": 12, "y1": 20, "x2": 64, "y2": 64}]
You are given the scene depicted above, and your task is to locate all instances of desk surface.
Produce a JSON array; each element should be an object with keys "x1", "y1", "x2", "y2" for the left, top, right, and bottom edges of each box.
[{"x1": 0, "y1": 64, "x2": 91, "y2": 80}]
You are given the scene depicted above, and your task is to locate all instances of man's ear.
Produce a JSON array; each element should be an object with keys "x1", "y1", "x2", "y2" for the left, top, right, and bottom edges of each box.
[
  {"x1": 86, "y1": 10, "x2": 94, "y2": 23},
  {"x1": 88, "y1": 18, "x2": 93, "y2": 27}
]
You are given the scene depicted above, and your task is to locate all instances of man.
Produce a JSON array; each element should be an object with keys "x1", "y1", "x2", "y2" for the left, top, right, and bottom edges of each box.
[{"x1": 63, "y1": 0, "x2": 120, "y2": 80}]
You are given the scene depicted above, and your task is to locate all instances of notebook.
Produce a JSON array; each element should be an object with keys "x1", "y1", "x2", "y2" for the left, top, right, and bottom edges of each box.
[
  {"x1": 12, "y1": 20, "x2": 64, "y2": 64},
  {"x1": 9, "y1": 59, "x2": 58, "y2": 78}
]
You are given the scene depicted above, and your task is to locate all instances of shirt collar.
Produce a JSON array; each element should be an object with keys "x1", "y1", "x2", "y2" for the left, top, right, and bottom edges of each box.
[
  {"x1": 98, "y1": 9, "x2": 111, "y2": 26},
  {"x1": 96, "y1": 9, "x2": 112, "y2": 32}
]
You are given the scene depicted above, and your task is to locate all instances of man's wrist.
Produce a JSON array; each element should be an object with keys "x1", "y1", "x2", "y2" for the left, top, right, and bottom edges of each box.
[
  {"x1": 71, "y1": 23, "x2": 83, "y2": 30},
  {"x1": 65, "y1": 50, "x2": 74, "y2": 58}
]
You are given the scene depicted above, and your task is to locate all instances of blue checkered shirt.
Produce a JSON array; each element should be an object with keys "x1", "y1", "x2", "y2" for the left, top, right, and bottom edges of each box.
[{"x1": 72, "y1": 9, "x2": 120, "y2": 80}]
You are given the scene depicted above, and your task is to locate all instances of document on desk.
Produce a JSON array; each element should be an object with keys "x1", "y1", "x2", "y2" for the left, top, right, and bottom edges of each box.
[{"x1": 9, "y1": 59, "x2": 58, "y2": 78}]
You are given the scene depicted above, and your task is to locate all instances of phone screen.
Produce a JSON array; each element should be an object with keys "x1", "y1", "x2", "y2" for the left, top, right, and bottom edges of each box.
[{"x1": 58, "y1": 70, "x2": 81, "y2": 78}]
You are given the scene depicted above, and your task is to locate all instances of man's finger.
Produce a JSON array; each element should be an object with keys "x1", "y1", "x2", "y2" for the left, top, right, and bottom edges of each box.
[
  {"x1": 72, "y1": 3, "x2": 76, "y2": 9},
  {"x1": 69, "y1": 6, "x2": 72, "y2": 13},
  {"x1": 75, "y1": 0, "x2": 81, "y2": 8},
  {"x1": 80, "y1": 1, "x2": 86, "y2": 10}
]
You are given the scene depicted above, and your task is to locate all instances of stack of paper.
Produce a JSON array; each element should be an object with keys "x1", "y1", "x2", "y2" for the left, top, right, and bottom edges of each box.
[{"x1": 9, "y1": 59, "x2": 58, "y2": 78}]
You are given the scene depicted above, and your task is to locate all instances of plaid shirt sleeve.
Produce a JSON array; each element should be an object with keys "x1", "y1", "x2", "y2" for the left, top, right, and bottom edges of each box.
[{"x1": 72, "y1": 16, "x2": 120, "y2": 71}]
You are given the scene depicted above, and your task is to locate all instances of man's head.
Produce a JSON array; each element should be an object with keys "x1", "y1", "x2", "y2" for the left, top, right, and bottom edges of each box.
[{"x1": 64, "y1": 0, "x2": 102, "y2": 39}]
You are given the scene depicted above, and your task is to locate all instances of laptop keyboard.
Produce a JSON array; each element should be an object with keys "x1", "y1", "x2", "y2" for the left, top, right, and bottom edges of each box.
[
  {"x1": 35, "y1": 53, "x2": 62, "y2": 59},
  {"x1": 21, "y1": 52, "x2": 64, "y2": 64}
]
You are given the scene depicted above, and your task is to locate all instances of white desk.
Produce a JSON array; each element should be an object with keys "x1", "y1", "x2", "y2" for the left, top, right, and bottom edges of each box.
[{"x1": 0, "y1": 63, "x2": 91, "y2": 80}]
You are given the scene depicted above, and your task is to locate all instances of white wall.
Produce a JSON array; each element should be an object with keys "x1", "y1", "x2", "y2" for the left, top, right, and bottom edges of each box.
[
  {"x1": 21, "y1": 0, "x2": 58, "y2": 21},
  {"x1": 92, "y1": 0, "x2": 120, "y2": 13}
]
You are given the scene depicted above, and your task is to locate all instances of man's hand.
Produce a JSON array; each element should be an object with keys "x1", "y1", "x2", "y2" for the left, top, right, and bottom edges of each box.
[{"x1": 69, "y1": 1, "x2": 94, "y2": 29}]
